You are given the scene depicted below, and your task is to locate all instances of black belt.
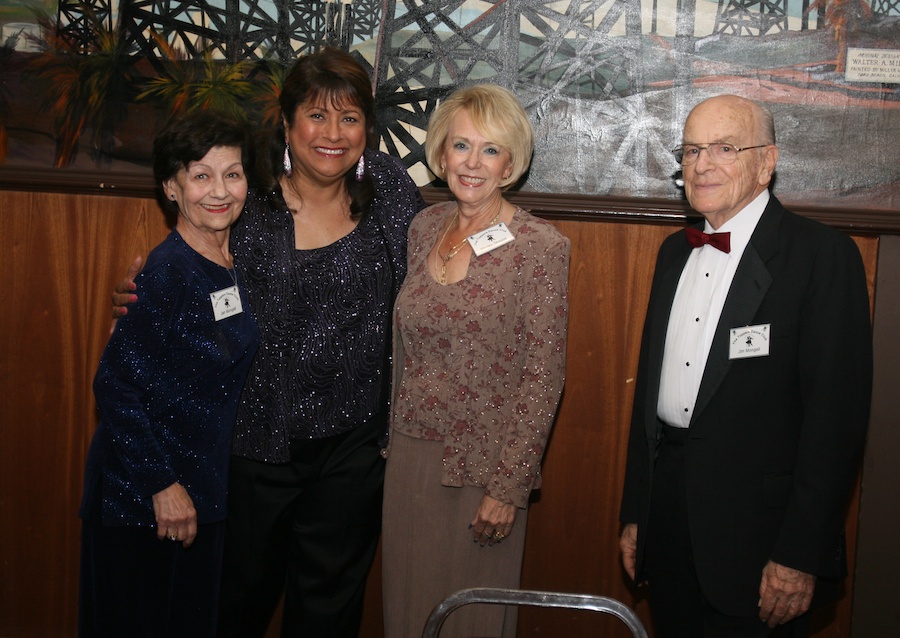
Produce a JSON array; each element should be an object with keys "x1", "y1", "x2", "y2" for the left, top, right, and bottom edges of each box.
[{"x1": 659, "y1": 421, "x2": 689, "y2": 445}]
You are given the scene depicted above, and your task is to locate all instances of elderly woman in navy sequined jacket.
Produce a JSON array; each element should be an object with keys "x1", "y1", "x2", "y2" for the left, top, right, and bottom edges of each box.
[
  {"x1": 112, "y1": 48, "x2": 424, "y2": 638},
  {"x1": 80, "y1": 110, "x2": 259, "y2": 638}
]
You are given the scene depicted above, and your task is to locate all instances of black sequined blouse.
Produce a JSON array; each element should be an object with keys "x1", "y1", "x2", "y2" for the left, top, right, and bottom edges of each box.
[{"x1": 230, "y1": 150, "x2": 424, "y2": 462}]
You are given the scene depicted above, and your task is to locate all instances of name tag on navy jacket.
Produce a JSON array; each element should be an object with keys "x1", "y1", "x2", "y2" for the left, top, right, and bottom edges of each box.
[
  {"x1": 210, "y1": 285, "x2": 244, "y2": 321},
  {"x1": 729, "y1": 323, "x2": 771, "y2": 359}
]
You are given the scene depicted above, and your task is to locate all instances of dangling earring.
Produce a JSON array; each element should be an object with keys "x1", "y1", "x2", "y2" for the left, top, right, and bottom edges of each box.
[
  {"x1": 355, "y1": 154, "x2": 365, "y2": 182},
  {"x1": 283, "y1": 142, "x2": 292, "y2": 177}
]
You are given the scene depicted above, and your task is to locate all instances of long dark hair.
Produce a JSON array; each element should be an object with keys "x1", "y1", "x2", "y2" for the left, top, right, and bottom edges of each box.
[{"x1": 268, "y1": 47, "x2": 376, "y2": 219}]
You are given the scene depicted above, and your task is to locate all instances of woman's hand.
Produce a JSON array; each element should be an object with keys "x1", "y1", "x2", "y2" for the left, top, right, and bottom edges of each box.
[
  {"x1": 152, "y1": 482, "x2": 198, "y2": 548},
  {"x1": 109, "y1": 255, "x2": 143, "y2": 333},
  {"x1": 470, "y1": 494, "x2": 517, "y2": 546}
]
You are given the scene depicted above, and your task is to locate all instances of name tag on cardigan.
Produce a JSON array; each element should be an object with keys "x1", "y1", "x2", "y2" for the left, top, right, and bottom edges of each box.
[
  {"x1": 210, "y1": 286, "x2": 244, "y2": 321},
  {"x1": 467, "y1": 223, "x2": 515, "y2": 256},
  {"x1": 729, "y1": 323, "x2": 770, "y2": 359}
]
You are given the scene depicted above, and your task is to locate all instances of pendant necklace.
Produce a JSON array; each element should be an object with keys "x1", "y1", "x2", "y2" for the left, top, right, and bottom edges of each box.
[
  {"x1": 435, "y1": 201, "x2": 503, "y2": 285},
  {"x1": 227, "y1": 265, "x2": 238, "y2": 290}
]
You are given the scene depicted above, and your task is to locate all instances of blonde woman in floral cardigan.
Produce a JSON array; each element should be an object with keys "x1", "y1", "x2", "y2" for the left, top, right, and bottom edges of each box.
[{"x1": 382, "y1": 84, "x2": 570, "y2": 638}]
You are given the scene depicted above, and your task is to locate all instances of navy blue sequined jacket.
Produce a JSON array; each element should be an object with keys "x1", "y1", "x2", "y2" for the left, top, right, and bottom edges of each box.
[{"x1": 81, "y1": 230, "x2": 259, "y2": 526}]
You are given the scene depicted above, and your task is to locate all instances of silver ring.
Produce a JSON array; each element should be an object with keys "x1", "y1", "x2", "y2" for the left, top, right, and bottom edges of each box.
[{"x1": 169, "y1": 533, "x2": 177, "y2": 541}]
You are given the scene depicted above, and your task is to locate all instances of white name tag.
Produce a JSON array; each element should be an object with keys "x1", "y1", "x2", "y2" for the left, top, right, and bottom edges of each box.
[
  {"x1": 467, "y1": 222, "x2": 515, "y2": 257},
  {"x1": 210, "y1": 285, "x2": 243, "y2": 321},
  {"x1": 729, "y1": 323, "x2": 770, "y2": 359}
]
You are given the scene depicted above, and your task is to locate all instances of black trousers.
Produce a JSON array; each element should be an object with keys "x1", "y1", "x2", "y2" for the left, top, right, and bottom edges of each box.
[
  {"x1": 645, "y1": 424, "x2": 810, "y2": 638},
  {"x1": 217, "y1": 420, "x2": 385, "y2": 638},
  {"x1": 78, "y1": 515, "x2": 225, "y2": 638}
]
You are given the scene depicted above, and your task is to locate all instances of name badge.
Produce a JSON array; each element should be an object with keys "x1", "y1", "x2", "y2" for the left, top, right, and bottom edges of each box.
[
  {"x1": 467, "y1": 222, "x2": 515, "y2": 256},
  {"x1": 210, "y1": 285, "x2": 243, "y2": 321},
  {"x1": 729, "y1": 323, "x2": 770, "y2": 359}
]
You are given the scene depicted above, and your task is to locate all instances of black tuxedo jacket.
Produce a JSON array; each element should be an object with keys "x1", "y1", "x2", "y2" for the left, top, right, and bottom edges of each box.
[{"x1": 620, "y1": 196, "x2": 872, "y2": 616}]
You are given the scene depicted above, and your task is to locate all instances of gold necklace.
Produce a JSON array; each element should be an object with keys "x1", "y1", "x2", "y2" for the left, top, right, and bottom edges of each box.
[{"x1": 435, "y1": 201, "x2": 504, "y2": 285}]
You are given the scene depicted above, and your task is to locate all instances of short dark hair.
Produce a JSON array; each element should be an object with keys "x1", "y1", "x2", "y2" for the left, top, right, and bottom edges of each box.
[{"x1": 153, "y1": 110, "x2": 253, "y2": 218}]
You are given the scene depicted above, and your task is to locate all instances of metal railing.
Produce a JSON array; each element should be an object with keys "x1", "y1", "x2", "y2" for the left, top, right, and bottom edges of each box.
[{"x1": 421, "y1": 587, "x2": 649, "y2": 638}]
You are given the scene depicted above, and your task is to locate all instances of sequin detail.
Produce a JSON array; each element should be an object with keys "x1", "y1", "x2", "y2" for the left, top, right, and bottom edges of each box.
[
  {"x1": 82, "y1": 230, "x2": 259, "y2": 526},
  {"x1": 230, "y1": 150, "x2": 425, "y2": 462},
  {"x1": 391, "y1": 203, "x2": 570, "y2": 508}
]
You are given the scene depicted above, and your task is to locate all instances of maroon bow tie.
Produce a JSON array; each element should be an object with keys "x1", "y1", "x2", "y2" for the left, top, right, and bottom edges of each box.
[{"x1": 685, "y1": 227, "x2": 731, "y2": 253}]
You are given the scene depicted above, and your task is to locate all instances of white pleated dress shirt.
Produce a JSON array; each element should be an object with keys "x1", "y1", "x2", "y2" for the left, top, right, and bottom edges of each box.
[{"x1": 657, "y1": 190, "x2": 769, "y2": 428}]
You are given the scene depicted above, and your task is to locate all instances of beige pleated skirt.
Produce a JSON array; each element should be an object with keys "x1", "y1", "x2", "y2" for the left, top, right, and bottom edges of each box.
[{"x1": 382, "y1": 431, "x2": 528, "y2": 638}]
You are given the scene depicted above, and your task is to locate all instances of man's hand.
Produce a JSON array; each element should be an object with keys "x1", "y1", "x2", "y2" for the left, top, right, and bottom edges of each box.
[
  {"x1": 619, "y1": 523, "x2": 638, "y2": 581},
  {"x1": 758, "y1": 560, "x2": 816, "y2": 627},
  {"x1": 109, "y1": 256, "x2": 143, "y2": 334}
]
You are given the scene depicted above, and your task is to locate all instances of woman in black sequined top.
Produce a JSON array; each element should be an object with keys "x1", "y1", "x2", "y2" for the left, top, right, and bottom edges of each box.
[{"x1": 210, "y1": 46, "x2": 426, "y2": 637}]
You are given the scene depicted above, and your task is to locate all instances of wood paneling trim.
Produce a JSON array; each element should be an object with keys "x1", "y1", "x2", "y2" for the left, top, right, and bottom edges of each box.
[
  {"x1": 2, "y1": 168, "x2": 897, "y2": 234},
  {"x1": 426, "y1": 187, "x2": 900, "y2": 235},
  {"x1": 0, "y1": 167, "x2": 158, "y2": 199}
]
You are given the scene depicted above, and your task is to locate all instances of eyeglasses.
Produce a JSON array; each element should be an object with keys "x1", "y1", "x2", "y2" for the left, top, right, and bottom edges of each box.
[{"x1": 672, "y1": 143, "x2": 769, "y2": 165}]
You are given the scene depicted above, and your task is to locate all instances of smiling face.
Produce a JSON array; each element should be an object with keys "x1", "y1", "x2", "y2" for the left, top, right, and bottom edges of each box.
[
  {"x1": 165, "y1": 145, "x2": 247, "y2": 240},
  {"x1": 284, "y1": 96, "x2": 367, "y2": 188},
  {"x1": 441, "y1": 108, "x2": 513, "y2": 211},
  {"x1": 681, "y1": 96, "x2": 778, "y2": 229}
]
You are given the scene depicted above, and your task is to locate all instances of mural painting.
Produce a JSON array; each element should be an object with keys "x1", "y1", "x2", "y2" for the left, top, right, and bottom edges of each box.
[{"x1": 1, "y1": 0, "x2": 898, "y2": 209}]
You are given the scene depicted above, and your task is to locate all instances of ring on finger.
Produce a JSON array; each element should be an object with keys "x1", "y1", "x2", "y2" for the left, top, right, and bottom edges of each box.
[{"x1": 169, "y1": 533, "x2": 177, "y2": 541}]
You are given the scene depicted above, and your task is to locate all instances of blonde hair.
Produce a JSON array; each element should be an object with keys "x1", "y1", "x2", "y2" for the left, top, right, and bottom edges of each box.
[{"x1": 425, "y1": 84, "x2": 534, "y2": 189}]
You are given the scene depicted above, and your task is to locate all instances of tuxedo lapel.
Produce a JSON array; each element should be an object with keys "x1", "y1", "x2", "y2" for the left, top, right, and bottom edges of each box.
[{"x1": 691, "y1": 202, "x2": 783, "y2": 424}]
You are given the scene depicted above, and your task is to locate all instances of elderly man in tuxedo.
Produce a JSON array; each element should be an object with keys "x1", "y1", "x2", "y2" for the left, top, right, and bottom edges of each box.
[{"x1": 618, "y1": 94, "x2": 872, "y2": 637}]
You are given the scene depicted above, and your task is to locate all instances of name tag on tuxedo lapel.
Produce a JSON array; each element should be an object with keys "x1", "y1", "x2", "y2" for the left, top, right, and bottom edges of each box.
[{"x1": 729, "y1": 323, "x2": 771, "y2": 359}]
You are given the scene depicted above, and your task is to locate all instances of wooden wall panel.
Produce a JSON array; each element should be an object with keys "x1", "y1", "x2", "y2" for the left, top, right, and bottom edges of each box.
[
  {"x1": 0, "y1": 192, "x2": 170, "y2": 637},
  {"x1": 512, "y1": 220, "x2": 671, "y2": 636},
  {"x1": 0, "y1": 189, "x2": 879, "y2": 637}
]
